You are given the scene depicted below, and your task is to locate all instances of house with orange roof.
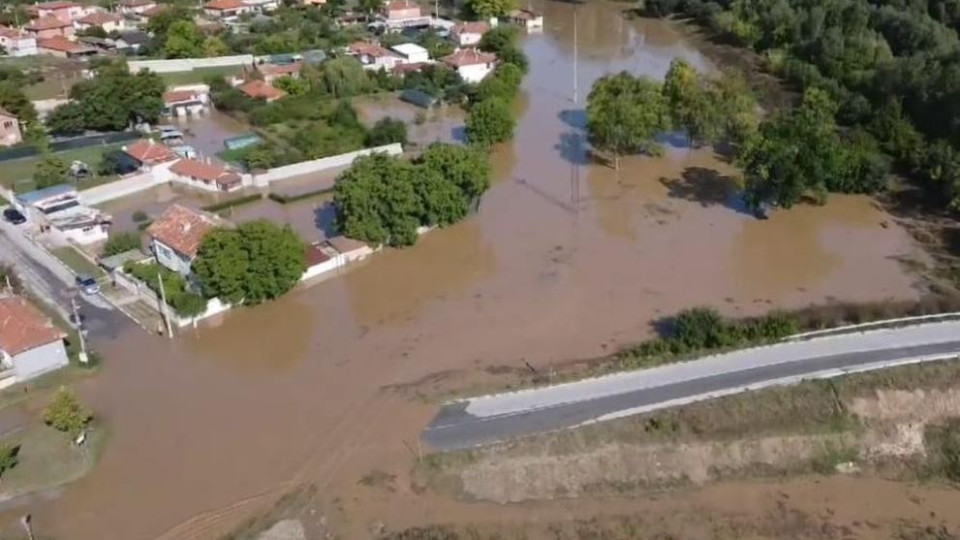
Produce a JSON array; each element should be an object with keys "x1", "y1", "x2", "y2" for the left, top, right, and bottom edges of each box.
[
  {"x1": 238, "y1": 79, "x2": 286, "y2": 102},
  {"x1": 119, "y1": 0, "x2": 157, "y2": 15},
  {"x1": 348, "y1": 41, "x2": 401, "y2": 71},
  {"x1": 163, "y1": 86, "x2": 210, "y2": 117},
  {"x1": 0, "y1": 26, "x2": 38, "y2": 57},
  {"x1": 204, "y1": 0, "x2": 251, "y2": 19},
  {"x1": 169, "y1": 158, "x2": 243, "y2": 193},
  {"x1": 451, "y1": 20, "x2": 491, "y2": 47},
  {"x1": 76, "y1": 11, "x2": 125, "y2": 33},
  {"x1": 442, "y1": 48, "x2": 496, "y2": 83},
  {"x1": 146, "y1": 204, "x2": 223, "y2": 276},
  {"x1": 26, "y1": 1, "x2": 84, "y2": 23},
  {"x1": 382, "y1": 0, "x2": 421, "y2": 20},
  {"x1": 259, "y1": 62, "x2": 302, "y2": 84},
  {"x1": 25, "y1": 16, "x2": 75, "y2": 39},
  {"x1": 123, "y1": 139, "x2": 179, "y2": 170},
  {"x1": 0, "y1": 294, "x2": 68, "y2": 385},
  {"x1": 37, "y1": 35, "x2": 97, "y2": 58}
]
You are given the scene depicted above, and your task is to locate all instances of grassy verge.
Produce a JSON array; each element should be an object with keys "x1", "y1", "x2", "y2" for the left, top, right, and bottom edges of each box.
[
  {"x1": 50, "y1": 247, "x2": 103, "y2": 278},
  {"x1": 0, "y1": 143, "x2": 125, "y2": 191},
  {"x1": 159, "y1": 66, "x2": 244, "y2": 86},
  {"x1": 0, "y1": 424, "x2": 106, "y2": 499},
  {"x1": 267, "y1": 187, "x2": 333, "y2": 204}
]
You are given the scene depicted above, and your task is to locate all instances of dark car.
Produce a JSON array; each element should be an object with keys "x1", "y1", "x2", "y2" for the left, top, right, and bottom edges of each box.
[
  {"x1": 76, "y1": 274, "x2": 100, "y2": 295},
  {"x1": 2, "y1": 208, "x2": 26, "y2": 225}
]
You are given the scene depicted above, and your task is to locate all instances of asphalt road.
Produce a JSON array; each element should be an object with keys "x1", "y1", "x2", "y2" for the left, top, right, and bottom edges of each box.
[{"x1": 422, "y1": 322, "x2": 960, "y2": 451}]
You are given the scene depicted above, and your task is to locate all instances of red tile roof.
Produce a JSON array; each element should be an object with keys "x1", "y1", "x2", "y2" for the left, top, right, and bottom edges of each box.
[
  {"x1": 385, "y1": 0, "x2": 417, "y2": 11},
  {"x1": 392, "y1": 62, "x2": 427, "y2": 75},
  {"x1": 453, "y1": 21, "x2": 490, "y2": 35},
  {"x1": 508, "y1": 8, "x2": 540, "y2": 20},
  {"x1": 78, "y1": 11, "x2": 122, "y2": 25},
  {"x1": 443, "y1": 48, "x2": 496, "y2": 68},
  {"x1": 239, "y1": 79, "x2": 286, "y2": 101},
  {"x1": 349, "y1": 41, "x2": 394, "y2": 58},
  {"x1": 0, "y1": 295, "x2": 65, "y2": 356},
  {"x1": 0, "y1": 26, "x2": 30, "y2": 39},
  {"x1": 305, "y1": 242, "x2": 331, "y2": 267},
  {"x1": 125, "y1": 139, "x2": 178, "y2": 165},
  {"x1": 38, "y1": 36, "x2": 93, "y2": 54},
  {"x1": 26, "y1": 15, "x2": 73, "y2": 31},
  {"x1": 147, "y1": 204, "x2": 219, "y2": 258},
  {"x1": 163, "y1": 89, "x2": 203, "y2": 104},
  {"x1": 205, "y1": 0, "x2": 245, "y2": 10},
  {"x1": 170, "y1": 158, "x2": 241, "y2": 188},
  {"x1": 27, "y1": 1, "x2": 78, "y2": 15},
  {"x1": 260, "y1": 62, "x2": 302, "y2": 77}
]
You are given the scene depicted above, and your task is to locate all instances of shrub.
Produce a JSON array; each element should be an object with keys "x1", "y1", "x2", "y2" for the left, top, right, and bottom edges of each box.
[
  {"x1": 0, "y1": 443, "x2": 20, "y2": 478},
  {"x1": 132, "y1": 210, "x2": 150, "y2": 223},
  {"x1": 102, "y1": 231, "x2": 142, "y2": 256},
  {"x1": 43, "y1": 388, "x2": 93, "y2": 437},
  {"x1": 201, "y1": 193, "x2": 263, "y2": 213},
  {"x1": 125, "y1": 262, "x2": 207, "y2": 317},
  {"x1": 924, "y1": 418, "x2": 960, "y2": 481}
]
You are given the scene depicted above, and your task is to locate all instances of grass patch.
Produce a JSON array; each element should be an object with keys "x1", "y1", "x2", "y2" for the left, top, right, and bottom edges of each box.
[
  {"x1": 201, "y1": 193, "x2": 263, "y2": 213},
  {"x1": 0, "y1": 143, "x2": 125, "y2": 191},
  {"x1": 267, "y1": 187, "x2": 333, "y2": 204},
  {"x1": 0, "y1": 424, "x2": 105, "y2": 498},
  {"x1": 159, "y1": 66, "x2": 244, "y2": 87},
  {"x1": 51, "y1": 246, "x2": 103, "y2": 278}
]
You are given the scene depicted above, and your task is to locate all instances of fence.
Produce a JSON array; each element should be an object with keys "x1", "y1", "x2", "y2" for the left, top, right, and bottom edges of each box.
[
  {"x1": 251, "y1": 143, "x2": 403, "y2": 186},
  {"x1": 0, "y1": 132, "x2": 140, "y2": 163},
  {"x1": 115, "y1": 269, "x2": 233, "y2": 329},
  {"x1": 80, "y1": 172, "x2": 160, "y2": 206},
  {"x1": 128, "y1": 55, "x2": 255, "y2": 74}
]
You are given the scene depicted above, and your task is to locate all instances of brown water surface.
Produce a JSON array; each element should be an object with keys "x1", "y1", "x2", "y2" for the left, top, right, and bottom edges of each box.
[{"x1": 11, "y1": 2, "x2": 926, "y2": 540}]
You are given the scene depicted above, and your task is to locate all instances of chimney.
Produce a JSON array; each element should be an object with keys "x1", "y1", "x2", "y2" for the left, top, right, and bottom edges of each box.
[{"x1": 182, "y1": 222, "x2": 191, "y2": 233}]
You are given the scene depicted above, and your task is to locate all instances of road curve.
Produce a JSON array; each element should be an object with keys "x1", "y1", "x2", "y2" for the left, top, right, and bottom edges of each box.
[{"x1": 422, "y1": 321, "x2": 960, "y2": 452}]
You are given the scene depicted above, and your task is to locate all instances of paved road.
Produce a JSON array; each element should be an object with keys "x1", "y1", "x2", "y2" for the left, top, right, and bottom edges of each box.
[
  {"x1": 422, "y1": 321, "x2": 960, "y2": 451},
  {"x1": 0, "y1": 221, "x2": 123, "y2": 339}
]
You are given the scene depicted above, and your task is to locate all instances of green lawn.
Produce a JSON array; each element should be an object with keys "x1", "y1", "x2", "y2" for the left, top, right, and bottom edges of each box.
[
  {"x1": 0, "y1": 424, "x2": 105, "y2": 499},
  {"x1": 159, "y1": 65, "x2": 244, "y2": 86},
  {"x1": 51, "y1": 247, "x2": 104, "y2": 278},
  {"x1": 0, "y1": 143, "x2": 125, "y2": 191}
]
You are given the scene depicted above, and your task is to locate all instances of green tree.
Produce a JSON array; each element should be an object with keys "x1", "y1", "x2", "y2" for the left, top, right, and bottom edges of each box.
[
  {"x1": 0, "y1": 80, "x2": 37, "y2": 124},
  {"x1": 466, "y1": 0, "x2": 515, "y2": 19},
  {"x1": 663, "y1": 57, "x2": 722, "y2": 146},
  {"x1": 273, "y1": 75, "x2": 308, "y2": 96},
  {"x1": 45, "y1": 102, "x2": 87, "y2": 135},
  {"x1": 203, "y1": 36, "x2": 229, "y2": 57},
  {"x1": 416, "y1": 166, "x2": 470, "y2": 226},
  {"x1": 164, "y1": 20, "x2": 205, "y2": 58},
  {"x1": 0, "y1": 444, "x2": 20, "y2": 481},
  {"x1": 466, "y1": 98, "x2": 515, "y2": 146},
  {"x1": 97, "y1": 151, "x2": 123, "y2": 176},
  {"x1": 357, "y1": 0, "x2": 382, "y2": 20},
  {"x1": 34, "y1": 154, "x2": 69, "y2": 189},
  {"x1": 52, "y1": 60, "x2": 165, "y2": 133},
  {"x1": 366, "y1": 117, "x2": 408, "y2": 146},
  {"x1": 192, "y1": 221, "x2": 307, "y2": 304},
  {"x1": 333, "y1": 153, "x2": 423, "y2": 246},
  {"x1": 102, "y1": 232, "x2": 141, "y2": 256},
  {"x1": 586, "y1": 72, "x2": 668, "y2": 169},
  {"x1": 43, "y1": 388, "x2": 93, "y2": 438},
  {"x1": 309, "y1": 56, "x2": 371, "y2": 97},
  {"x1": 416, "y1": 143, "x2": 491, "y2": 200}
]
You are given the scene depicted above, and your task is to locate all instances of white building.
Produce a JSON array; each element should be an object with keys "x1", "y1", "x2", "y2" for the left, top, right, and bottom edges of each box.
[
  {"x1": 163, "y1": 86, "x2": 210, "y2": 117},
  {"x1": 450, "y1": 20, "x2": 491, "y2": 47},
  {"x1": 0, "y1": 27, "x2": 38, "y2": 57},
  {"x1": 168, "y1": 158, "x2": 243, "y2": 193},
  {"x1": 0, "y1": 295, "x2": 68, "y2": 386},
  {"x1": 146, "y1": 204, "x2": 221, "y2": 277},
  {"x1": 442, "y1": 48, "x2": 496, "y2": 84},
  {"x1": 348, "y1": 41, "x2": 401, "y2": 71},
  {"x1": 75, "y1": 11, "x2": 126, "y2": 33},
  {"x1": 506, "y1": 9, "x2": 543, "y2": 30},
  {"x1": 119, "y1": 0, "x2": 157, "y2": 15},
  {"x1": 14, "y1": 184, "x2": 111, "y2": 246},
  {"x1": 390, "y1": 42, "x2": 430, "y2": 64}
]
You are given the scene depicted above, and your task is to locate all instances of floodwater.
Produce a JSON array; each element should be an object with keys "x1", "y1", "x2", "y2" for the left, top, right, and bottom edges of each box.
[
  {"x1": 10, "y1": 2, "x2": 928, "y2": 540},
  {"x1": 169, "y1": 110, "x2": 250, "y2": 159},
  {"x1": 354, "y1": 95, "x2": 468, "y2": 146}
]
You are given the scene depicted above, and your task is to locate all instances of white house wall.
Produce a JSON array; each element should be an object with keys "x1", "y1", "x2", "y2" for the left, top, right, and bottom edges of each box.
[{"x1": 11, "y1": 340, "x2": 68, "y2": 381}]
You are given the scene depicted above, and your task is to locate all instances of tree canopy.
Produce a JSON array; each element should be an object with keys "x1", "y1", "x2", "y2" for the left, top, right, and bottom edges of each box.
[
  {"x1": 466, "y1": 97, "x2": 515, "y2": 146},
  {"x1": 586, "y1": 72, "x2": 668, "y2": 169},
  {"x1": 192, "y1": 221, "x2": 307, "y2": 305},
  {"x1": 43, "y1": 388, "x2": 93, "y2": 438},
  {"x1": 466, "y1": 0, "x2": 516, "y2": 19}
]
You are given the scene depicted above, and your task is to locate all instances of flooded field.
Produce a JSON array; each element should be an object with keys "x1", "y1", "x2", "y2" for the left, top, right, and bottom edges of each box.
[
  {"x1": 354, "y1": 95, "x2": 468, "y2": 146},
  {"x1": 169, "y1": 110, "x2": 250, "y2": 159},
  {"x1": 8, "y1": 2, "x2": 935, "y2": 540}
]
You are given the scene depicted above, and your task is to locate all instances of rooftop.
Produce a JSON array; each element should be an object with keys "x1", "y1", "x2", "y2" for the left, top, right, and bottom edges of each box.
[
  {"x1": 442, "y1": 48, "x2": 496, "y2": 68},
  {"x1": 326, "y1": 235, "x2": 368, "y2": 254},
  {"x1": 15, "y1": 184, "x2": 77, "y2": 206},
  {"x1": 259, "y1": 62, "x2": 302, "y2": 77},
  {"x1": 27, "y1": 1, "x2": 78, "y2": 12},
  {"x1": 205, "y1": 0, "x2": 246, "y2": 10},
  {"x1": 26, "y1": 15, "x2": 74, "y2": 31},
  {"x1": 169, "y1": 158, "x2": 242, "y2": 188},
  {"x1": 384, "y1": 0, "x2": 418, "y2": 11},
  {"x1": 164, "y1": 89, "x2": 204, "y2": 104},
  {"x1": 453, "y1": 21, "x2": 490, "y2": 35},
  {"x1": 508, "y1": 8, "x2": 540, "y2": 19},
  {"x1": 0, "y1": 107, "x2": 18, "y2": 120},
  {"x1": 117, "y1": 30, "x2": 150, "y2": 45},
  {"x1": 391, "y1": 42, "x2": 428, "y2": 57},
  {"x1": 0, "y1": 295, "x2": 65, "y2": 357},
  {"x1": 238, "y1": 79, "x2": 286, "y2": 101},
  {"x1": 38, "y1": 36, "x2": 96, "y2": 55},
  {"x1": 124, "y1": 139, "x2": 178, "y2": 165},
  {"x1": 349, "y1": 41, "x2": 395, "y2": 58},
  {"x1": 0, "y1": 26, "x2": 30, "y2": 39},
  {"x1": 146, "y1": 204, "x2": 220, "y2": 258},
  {"x1": 78, "y1": 11, "x2": 122, "y2": 25}
]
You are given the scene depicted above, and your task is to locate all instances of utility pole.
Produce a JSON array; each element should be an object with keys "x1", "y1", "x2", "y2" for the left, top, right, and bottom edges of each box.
[
  {"x1": 570, "y1": 3, "x2": 581, "y2": 210},
  {"x1": 71, "y1": 296, "x2": 88, "y2": 364},
  {"x1": 156, "y1": 272, "x2": 173, "y2": 339},
  {"x1": 20, "y1": 515, "x2": 34, "y2": 540}
]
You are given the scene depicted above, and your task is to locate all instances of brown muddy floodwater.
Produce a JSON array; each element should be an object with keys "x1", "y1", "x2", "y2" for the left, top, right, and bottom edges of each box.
[{"x1": 12, "y1": 2, "x2": 928, "y2": 540}]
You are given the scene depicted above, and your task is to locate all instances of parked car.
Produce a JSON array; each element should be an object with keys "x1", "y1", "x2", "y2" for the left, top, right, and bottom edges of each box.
[
  {"x1": 2, "y1": 208, "x2": 26, "y2": 225},
  {"x1": 76, "y1": 274, "x2": 100, "y2": 295}
]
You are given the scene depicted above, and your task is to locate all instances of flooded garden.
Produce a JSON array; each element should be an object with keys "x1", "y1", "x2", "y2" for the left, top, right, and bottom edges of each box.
[{"x1": 3, "y1": 2, "x2": 935, "y2": 540}]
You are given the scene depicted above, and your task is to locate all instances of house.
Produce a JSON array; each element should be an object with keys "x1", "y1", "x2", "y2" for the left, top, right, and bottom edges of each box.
[
  {"x1": 382, "y1": 0, "x2": 421, "y2": 21},
  {"x1": 348, "y1": 41, "x2": 400, "y2": 71},
  {"x1": 14, "y1": 185, "x2": 112, "y2": 245},
  {"x1": 259, "y1": 62, "x2": 302, "y2": 84},
  {"x1": 123, "y1": 139, "x2": 179, "y2": 170},
  {"x1": 391, "y1": 42, "x2": 429, "y2": 64},
  {"x1": 26, "y1": 1, "x2": 84, "y2": 23},
  {"x1": 25, "y1": 16, "x2": 75, "y2": 39},
  {"x1": 119, "y1": 0, "x2": 157, "y2": 15},
  {"x1": 0, "y1": 27, "x2": 38, "y2": 57},
  {"x1": 451, "y1": 21, "x2": 490, "y2": 47},
  {"x1": 301, "y1": 237, "x2": 374, "y2": 281},
  {"x1": 0, "y1": 109, "x2": 22, "y2": 147},
  {"x1": 163, "y1": 87, "x2": 209, "y2": 117},
  {"x1": 204, "y1": 0, "x2": 251, "y2": 20},
  {"x1": 115, "y1": 30, "x2": 150, "y2": 52},
  {"x1": 506, "y1": 9, "x2": 543, "y2": 30},
  {"x1": 169, "y1": 158, "x2": 243, "y2": 193},
  {"x1": 137, "y1": 4, "x2": 169, "y2": 23},
  {"x1": 243, "y1": 0, "x2": 280, "y2": 13},
  {"x1": 0, "y1": 295, "x2": 68, "y2": 385},
  {"x1": 238, "y1": 79, "x2": 285, "y2": 102},
  {"x1": 146, "y1": 204, "x2": 220, "y2": 276},
  {"x1": 76, "y1": 11, "x2": 125, "y2": 33},
  {"x1": 300, "y1": 0, "x2": 326, "y2": 5},
  {"x1": 442, "y1": 48, "x2": 496, "y2": 83},
  {"x1": 37, "y1": 36, "x2": 97, "y2": 58}
]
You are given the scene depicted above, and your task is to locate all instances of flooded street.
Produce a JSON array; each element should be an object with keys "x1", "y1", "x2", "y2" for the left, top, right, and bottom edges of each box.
[{"x1": 12, "y1": 2, "x2": 930, "y2": 540}]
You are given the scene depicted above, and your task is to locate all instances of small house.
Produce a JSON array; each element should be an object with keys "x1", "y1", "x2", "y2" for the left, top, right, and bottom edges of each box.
[
  {"x1": 259, "y1": 62, "x2": 302, "y2": 84},
  {"x1": 391, "y1": 42, "x2": 430, "y2": 64},
  {"x1": 0, "y1": 27, "x2": 38, "y2": 57},
  {"x1": 115, "y1": 30, "x2": 150, "y2": 52},
  {"x1": 123, "y1": 139, "x2": 179, "y2": 171},
  {"x1": 442, "y1": 48, "x2": 496, "y2": 84},
  {"x1": 26, "y1": 1, "x2": 84, "y2": 23},
  {"x1": 0, "y1": 108, "x2": 22, "y2": 147},
  {"x1": 163, "y1": 88, "x2": 209, "y2": 117},
  {"x1": 0, "y1": 295, "x2": 68, "y2": 385},
  {"x1": 238, "y1": 79, "x2": 286, "y2": 102},
  {"x1": 450, "y1": 21, "x2": 490, "y2": 47},
  {"x1": 76, "y1": 11, "x2": 125, "y2": 33},
  {"x1": 15, "y1": 185, "x2": 112, "y2": 245},
  {"x1": 203, "y1": 0, "x2": 250, "y2": 20},
  {"x1": 348, "y1": 41, "x2": 400, "y2": 71},
  {"x1": 506, "y1": 9, "x2": 542, "y2": 30},
  {"x1": 37, "y1": 36, "x2": 97, "y2": 58},
  {"x1": 146, "y1": 204, "x2": 221, "y2": 277},
  {"x1": 382, "y1": 0, "x2": 421, "y2": 21},
  {"x1": 169, "y1": 158, "x2": 243, "y2": 193},
  {"x1": 25, "y1": 16, "x2": 75, "y2": 39}
]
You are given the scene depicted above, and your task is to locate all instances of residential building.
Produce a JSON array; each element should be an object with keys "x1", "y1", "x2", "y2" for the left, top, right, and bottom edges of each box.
[
  {"x1": 25, "y1": 16, "x2": 75, "y2": 39},
  {"x1": 238, "y1": 79, "x2": 285, "y2": 102},
  {"x1": 0, "y1": 295, "x2": 68, "y2": 385},
  {"x1": 243, "y1": 0, "x2": 280, "y2": 12},
  {"x1": 506, "y1": 9, "x2": 543, "y2": 30},
  {"x1": 26, "y1": 1, "x2": 83, "y2": 23},
  {"x1": 300, "y1": 0, "x2": 326, "y2": 5},
  {"x1": 169, "y1": 158, "x2": 242, "y2": 193},
  {"x1": 76, "y1": 12, "x2": 125, "y2": 33},
  {"x1": 163, "y1": 87, "x2": 210, "y2": 117},
  {"x1": 382, "y1": 0, "x2": 421, "y2": 21},
  {"x1": 0, "y1": 109, "x2": 22, "y2": 147},
  {"x1": 146, "y1": 204, "x2": 219, "y2": 276},
  {"x1": 390, "y1": 42, "x2": 429, "y2": 64},
  {"x1": 137, "y1": 4, "x2": 169, "y2": 23},
  {"x1": 348, "y1": 41, "x2": 400, "y2": 71},
  {"x1": 204, "y1": 0, "x2": 251, "y2": 20},
  {"x1": 115, "y1": 30, "x2": 150, "y2": 52},
  {"x1": 119, "y1": 0, "x2": 157, "y2": 15},
  {"x1": 123, "y1": 139, "x2": 179, "y2": 170},
  {"x1": 0, "y1": 27, "x2": 38, "y2": 57},
  {"x1": 259, "y1": 62, "x2": 302, "y2": 84},
  {"x1": 442, "y1": 48, "x2": 496, "y2": 83},
  {"x1": 14, "y1": 185, "x2": 112, "y2": 245},
  {"x1": 37, "y1": 36, "x2": 97, "y2": 58},
  {"x1": 451, "y1": 21, "x2": 490, "y2": 47}
]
